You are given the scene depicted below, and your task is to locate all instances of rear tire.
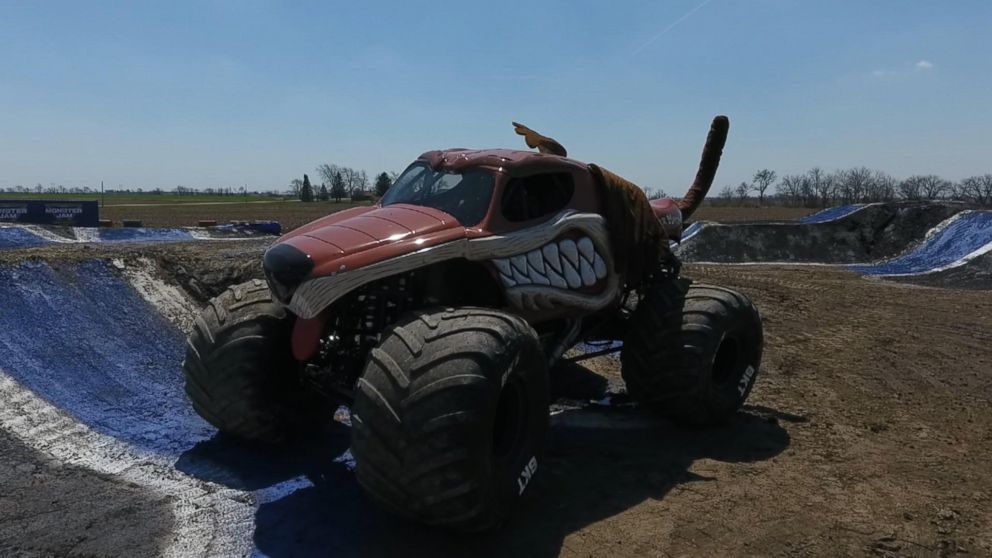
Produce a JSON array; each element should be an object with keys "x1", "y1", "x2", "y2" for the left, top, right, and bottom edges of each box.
[
  {"x1": 621, "y1": 280, "x2": 763, "y2": 425},
  {"x1": 183, "y1": 279, "x2": 318, "y2": 444},
  {"x1": 351, "y1": 307, "x2": 549, "y2": 532}
]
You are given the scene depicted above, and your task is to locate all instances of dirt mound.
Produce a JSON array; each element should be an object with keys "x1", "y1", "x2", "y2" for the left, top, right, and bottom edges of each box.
[
  {"x1": 677, "y1": 201, "x2": 976, "y2": 264},
  {"x1": 889, "y1": 250, "x2": 992, "y2": 290},
  {"x1": 0, "y1": 239, "x2": 270, "y2": 306},
  {"x1": 0, "y1": 223, "x2": 278, "y2": 253}
]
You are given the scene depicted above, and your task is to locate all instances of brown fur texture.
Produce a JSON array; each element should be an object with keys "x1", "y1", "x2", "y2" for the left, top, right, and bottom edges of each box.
[
  {"x1": 510, "y1": 117, "x2": 729, "y2": 287},
  {"x1": 679, "y1": 115, "x2": 729, "y2": 220},
  {"x1": 512, "y1": 122, "x2": 568, "y2": 157},
  {"x1": 588, "y1": 164, "x2": 671, "y2": 288}
]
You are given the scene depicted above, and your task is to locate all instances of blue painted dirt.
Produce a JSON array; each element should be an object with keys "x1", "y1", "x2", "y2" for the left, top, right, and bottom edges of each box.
[
  {"x1": 0, "y1": 227, "x2": 51, "y2": 249},
  {"x1": 851, "y1": 211, "x2": 992, "y2": 275},
  {"x1": 798, "y1": 204, "x2": 864, "y2": 224},
  {"x1": 97, "y1": 227, "x2": 196, "y2": 243},
  {"x1": 0, "y1": 258, "x2": 359, "y2": 556},
  {"x1": 0, "y1": 260, "x2": 211, "y2": 455}
]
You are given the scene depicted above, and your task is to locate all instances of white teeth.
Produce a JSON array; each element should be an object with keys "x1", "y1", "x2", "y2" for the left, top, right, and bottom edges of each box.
[
  {"x1": 511, "y1": 263, "x2": 529, "y2": 285},
  {"x1": 493, "y1": 259, "x2": 512, "y2": 277},
  {"x1": 559, "y1": 239, "x2": 579, "y2": 268},
  {"x1": 542, "y1": 244, "x2": 562, "y2": 273},
  {"x1": 492, "y1": 235, "x2": 606, "y2": 293},
  {"x1": 562, "y1": 259, "x2": 582, "y2": 288},
  {"x1": 528, "y1": 264, "x2": 551, "y2": 286},
  {"x1": 578, "y1": 237, "x2": 595, "y2": 261},
  {"x1": 526, "y1": 250, "x2": 545, "y2": 275},
  {"x1": 547, "y1": 268, "x2": 568, "y2": 288},
  {"x1": 579, "y1": 257, "x2": 596, "y2": 286},
  {"x1": 593, "y1": 253, "x2": 607, "y2": 279},
  {"x1": 510, "y1": 254, "x2": 529, "y2": 275}
]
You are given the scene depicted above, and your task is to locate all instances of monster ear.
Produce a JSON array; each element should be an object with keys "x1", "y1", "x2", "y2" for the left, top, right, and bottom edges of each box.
[{"x1": 512, "y1": 121, "x2": 567, "y2": 157}]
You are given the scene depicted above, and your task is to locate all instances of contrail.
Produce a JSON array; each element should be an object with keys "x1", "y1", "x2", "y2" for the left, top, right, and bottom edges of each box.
[{"x1": 633, "y1": 0, "x2": 714, "y2": 54}]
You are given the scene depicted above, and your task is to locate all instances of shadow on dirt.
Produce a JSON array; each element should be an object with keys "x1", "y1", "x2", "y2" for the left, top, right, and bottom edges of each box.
[
  {"x1": 175, "y1": 426, "x2": 352, "y2": 492},
  {"x1": 177, "y1": 398, "x2": 791, "y2": 558}
]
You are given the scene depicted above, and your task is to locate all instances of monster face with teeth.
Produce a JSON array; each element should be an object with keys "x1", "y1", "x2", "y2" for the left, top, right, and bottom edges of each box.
[
  {"x1": 481, "y1": 214, "x2": 621, "y2": 313},
  {"x1": 492, "y1": 236, "x2": 608, "y2": 290}
]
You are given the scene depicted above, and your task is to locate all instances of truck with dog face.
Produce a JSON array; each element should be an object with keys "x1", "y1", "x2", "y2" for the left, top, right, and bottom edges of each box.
[{"x1": 183, "y1": 116, "x2": 763, "y2": 531}]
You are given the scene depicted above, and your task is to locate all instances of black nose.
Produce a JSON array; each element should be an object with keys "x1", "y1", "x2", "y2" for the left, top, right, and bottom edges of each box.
[{"x1": 263, "y1": 243, "x2": 313, "y2": 302}]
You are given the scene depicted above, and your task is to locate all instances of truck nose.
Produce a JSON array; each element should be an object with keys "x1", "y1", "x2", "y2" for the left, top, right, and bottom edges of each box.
[{"x1": 263, "y1": 243, "x2": 314, "y2": 303}]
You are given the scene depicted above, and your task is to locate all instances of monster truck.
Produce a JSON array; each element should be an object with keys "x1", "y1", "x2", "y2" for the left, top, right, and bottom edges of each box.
[{"x1": 183, "y1": 116, "x2": 763, "y2": 531}]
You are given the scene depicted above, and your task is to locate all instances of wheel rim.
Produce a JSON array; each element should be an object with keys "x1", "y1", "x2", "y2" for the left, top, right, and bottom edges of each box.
[
  {"x1": 492, "y1": 375, "x2": 527, "y2": 463},
  {"x1": 711, "y1": 336, "x2": 741, "y2": 386}
]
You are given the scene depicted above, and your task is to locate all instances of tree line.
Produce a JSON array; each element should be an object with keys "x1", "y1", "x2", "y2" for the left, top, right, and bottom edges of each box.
[
  {"x1": 716, "y1": 168, "x2": 992, "y2": 207},
  {"x1": 289, "y1": 165, "x2": 397, "y2": 203}
]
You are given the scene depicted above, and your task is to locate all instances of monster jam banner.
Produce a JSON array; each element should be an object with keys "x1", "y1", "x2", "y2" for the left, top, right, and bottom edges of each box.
[{"x1": 0, "y1": 200, "x2": 99, "y2": 226}]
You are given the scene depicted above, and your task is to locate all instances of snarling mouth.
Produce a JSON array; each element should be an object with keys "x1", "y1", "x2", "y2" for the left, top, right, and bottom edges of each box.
[{"x1": 492, "y1": 236, "x2": 608, "y2": 290}]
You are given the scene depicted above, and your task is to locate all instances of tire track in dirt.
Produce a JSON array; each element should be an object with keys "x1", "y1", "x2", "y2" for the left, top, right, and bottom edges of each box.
[{"x1": 684, "y1": 263, "x2": 992, "y2": 555}]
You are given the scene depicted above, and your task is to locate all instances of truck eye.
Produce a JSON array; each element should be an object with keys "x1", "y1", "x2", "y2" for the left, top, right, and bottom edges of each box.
[{"x1": 263, "y1": 243, "x2": 313, "y2": 303}]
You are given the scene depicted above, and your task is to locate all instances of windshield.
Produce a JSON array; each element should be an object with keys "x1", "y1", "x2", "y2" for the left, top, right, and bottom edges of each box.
[{"x1": 381, "y1": 163, "x2": 495, "y2": 226}]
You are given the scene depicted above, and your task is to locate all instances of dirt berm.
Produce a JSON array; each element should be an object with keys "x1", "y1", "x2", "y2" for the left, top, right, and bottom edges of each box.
[
  {"x1": 677, "y1": 201, "x2": 977, "y2": 264},
  {"x1": 889, "y1": 250, "x2": 992, "y2": 290}
]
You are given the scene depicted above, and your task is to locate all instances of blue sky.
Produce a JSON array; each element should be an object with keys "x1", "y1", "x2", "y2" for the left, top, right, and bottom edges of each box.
[{"x1": 1, "y1": 1, "x2": 989, "y2": 194}]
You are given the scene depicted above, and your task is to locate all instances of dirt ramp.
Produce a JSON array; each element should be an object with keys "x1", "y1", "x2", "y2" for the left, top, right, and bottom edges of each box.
[
  {"x1": 851, "y1": 211, "x2": 992, "y2": 275},
  {"x1": 888, "y1": 249, "x2": 992, "y2": 290},
  {"x1": 677, "y1": 201, "x2": 975, "y2": 264},
  {"x1": 0, "y1": 223, "x2": 279, "y2": 252},
  {"x1": 797, "y1": 204, "x2": 864, "y2": 224}
]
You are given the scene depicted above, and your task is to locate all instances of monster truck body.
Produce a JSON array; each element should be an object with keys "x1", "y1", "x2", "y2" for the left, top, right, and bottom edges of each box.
[
  {"x1": 184, "y1": 117, "x2": 764, "y2": 532},
  {"x1": 267, "y1": 148, "x2": 682, "y2": 348}
]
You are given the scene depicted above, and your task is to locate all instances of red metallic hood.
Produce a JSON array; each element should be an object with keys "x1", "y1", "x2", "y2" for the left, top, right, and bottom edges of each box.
[{"x1": 275, "y1": 204, "x2": 467, "y2": 277}]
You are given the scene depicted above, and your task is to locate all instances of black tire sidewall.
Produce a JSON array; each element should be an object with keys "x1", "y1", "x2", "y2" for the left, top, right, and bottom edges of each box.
[
  {"x1": 699, "y1": 307, "x2": 763, "y2": 418},
  {"x1": 484, "y1": 331, "x2": 549, "y2": 528},
  {"x1": 621, "y1": 282, "x2": 764, "y2": 425},
  {"x1": 183, "y1": 280, "x2": 315, "y2": 443},
  {"x1": 350, "y1": 307, "x2": 550, "y2": 532}
]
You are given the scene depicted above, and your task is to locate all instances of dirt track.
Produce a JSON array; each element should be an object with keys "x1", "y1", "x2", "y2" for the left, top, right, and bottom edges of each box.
[{"x1": 1, "y1": 242, "x2": 991, "y2": 556}]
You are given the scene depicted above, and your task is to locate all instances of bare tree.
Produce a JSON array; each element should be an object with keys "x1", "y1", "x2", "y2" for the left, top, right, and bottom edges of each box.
[
  {"x1": 922, "y1": 175, "x2": 951, "y2": 199},
  {"x1": 899, "y1": 175, "x2": 950, "y2": 200},
  {"x1": 316, "y1": 164, "x2": 344, "y2": 186},
  {"x1": 718, "y1": 185, "x2": 734, "y2": 199},
  {"x1": 957, "y1": 174, "x2": 992, "y2": 206},
  {"x1": 751, "y1": 169, "x2": 777, "y2": 205},
  {"x1": 868, "y1": 170, "x2": 897, "y2": 202},
  {"x1": 352, "y1": 170, "x2": 369, "y2": 196},
  {"x1": 777, "y1": 174, "x2": 807, "y2": 207},
  {"x1": 288, "y1": 178, "x2": 303, "y2": 197},
  {"x1": 836, "y1": 167, "x2": 874, "y2": 203},
  {"x1": 735, "y1": 181, "x2": 750, "y2": 203},
  {"x1": 807, "y1": 168, "x2": 835, "y2": 207}
]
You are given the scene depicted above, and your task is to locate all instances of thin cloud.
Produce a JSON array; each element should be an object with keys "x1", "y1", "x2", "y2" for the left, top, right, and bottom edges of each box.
[
  {"x1": 634, "y1": 0, "x2": 714, "y2": 54},
  {"x1": 873, "y1": 60, "x2": 934, "y2": 78}
]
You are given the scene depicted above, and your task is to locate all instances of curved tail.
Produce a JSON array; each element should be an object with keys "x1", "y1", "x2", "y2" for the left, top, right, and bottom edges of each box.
[{"x1": 678, "y1": 115, "x2": 730, "y2": 220}]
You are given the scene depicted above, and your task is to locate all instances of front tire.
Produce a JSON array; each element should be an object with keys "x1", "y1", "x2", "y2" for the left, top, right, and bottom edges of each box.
[
  {"x1": 621, "y1": 280, "x2": 763, "y2": 425},
  {"x1": 183, "y1": 279, "x2": 316, "y2": 444},
  {"x1": 351, "y1": 307, "x2": 549, "y2": 532}
]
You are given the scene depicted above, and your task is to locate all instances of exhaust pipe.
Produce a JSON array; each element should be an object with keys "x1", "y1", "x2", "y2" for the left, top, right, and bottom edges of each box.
[{"x1": 678, "y1": 115, "x2": 730, "y2": 220}]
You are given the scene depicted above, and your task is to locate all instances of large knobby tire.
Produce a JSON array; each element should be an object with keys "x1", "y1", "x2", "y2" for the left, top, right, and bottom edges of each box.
[
  {"x1": 621, "y1": 279, "x2": 763, "y2": 425},
  {"x1": 351, "y1": 307, "x2": 549, "y2": 532},
  {"x1": 183, "y1": 279, "x2": 316, "y2": 444}
]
